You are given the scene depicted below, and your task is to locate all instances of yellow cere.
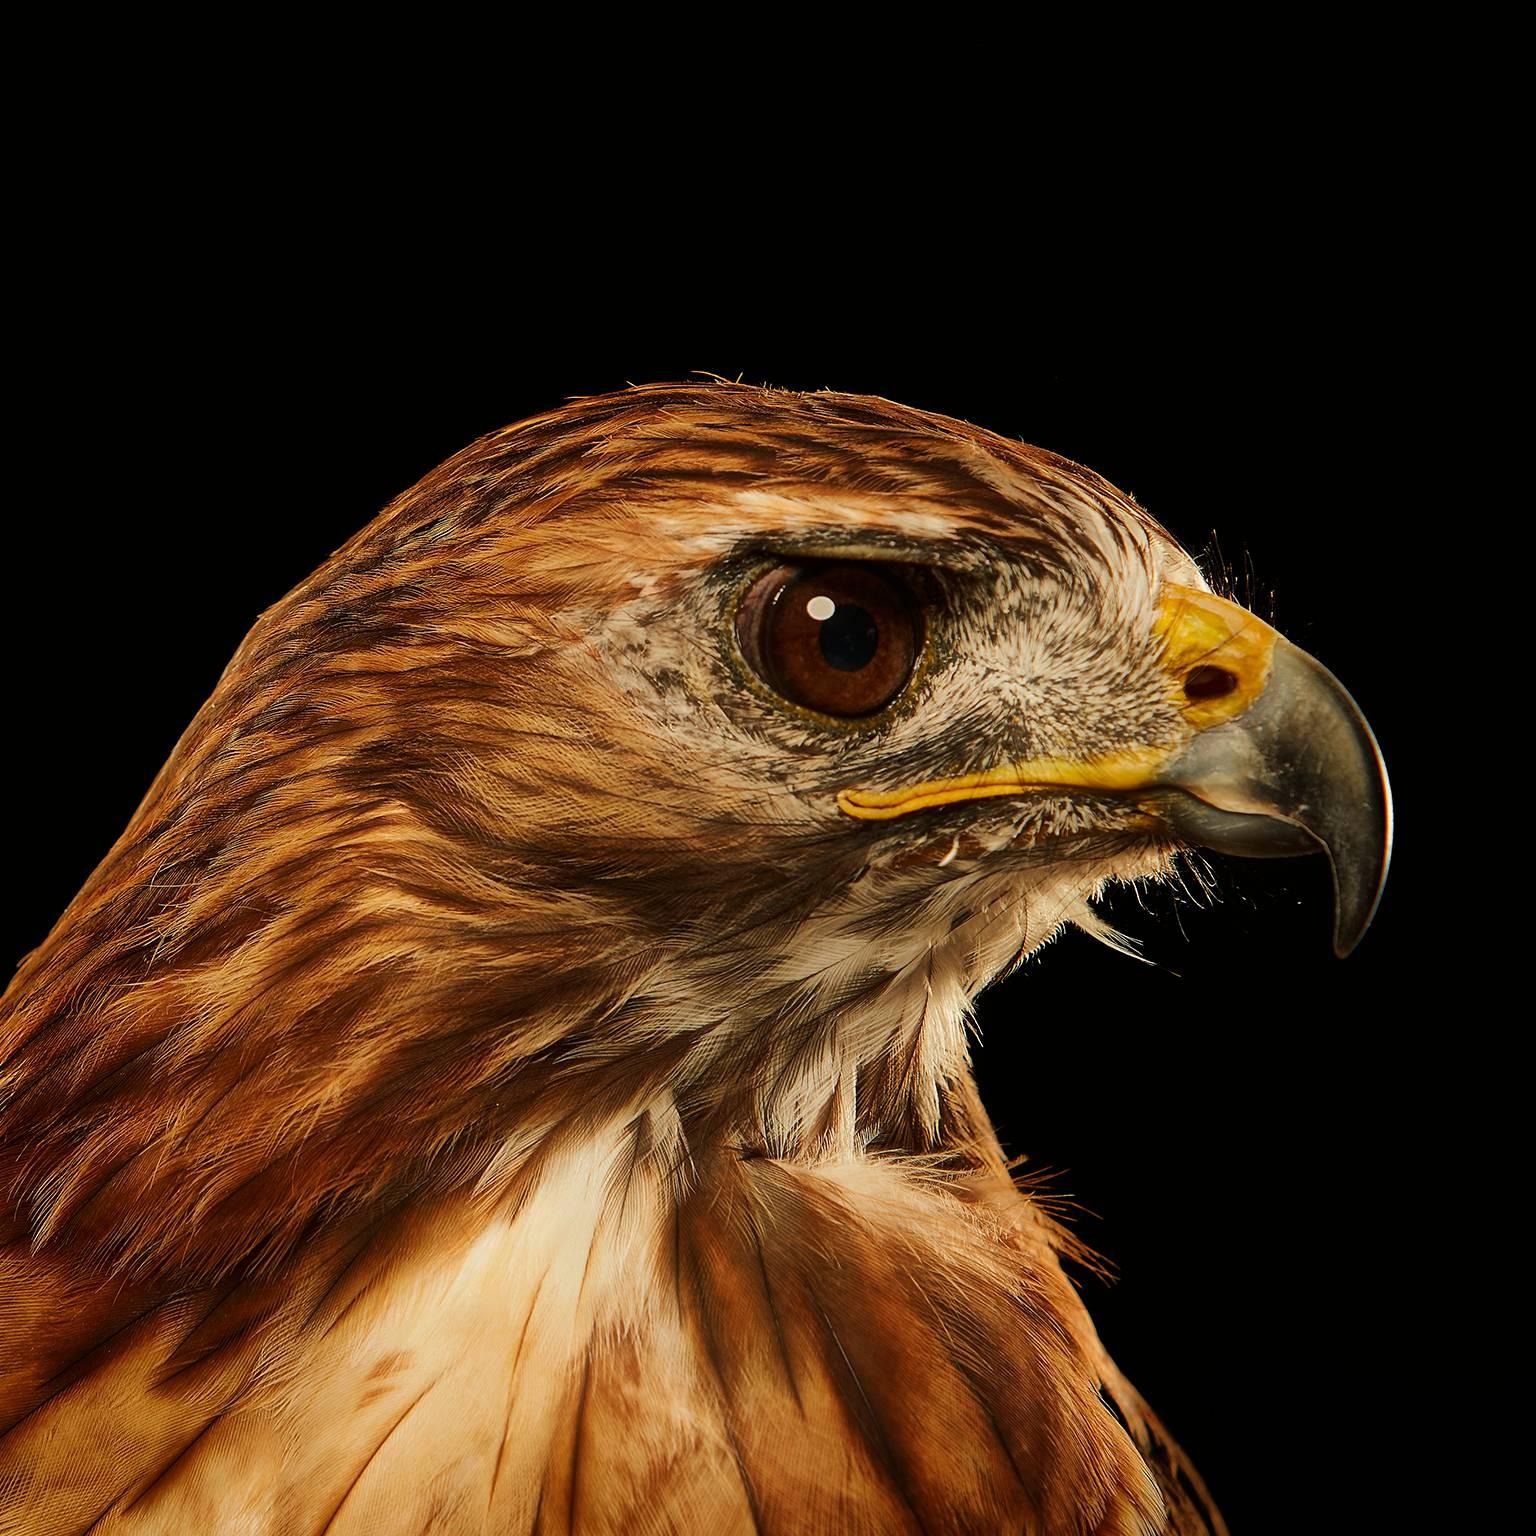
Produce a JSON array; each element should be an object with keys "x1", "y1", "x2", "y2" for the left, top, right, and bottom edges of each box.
[{"x1": 1151, "y1": 583, "x2": 1278, "y2": 731}]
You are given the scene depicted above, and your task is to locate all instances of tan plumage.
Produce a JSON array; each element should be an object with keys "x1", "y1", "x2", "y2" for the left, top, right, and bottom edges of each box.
[{"x1": 0, "y1": 379, "x2": 1350, "y2": 1533}]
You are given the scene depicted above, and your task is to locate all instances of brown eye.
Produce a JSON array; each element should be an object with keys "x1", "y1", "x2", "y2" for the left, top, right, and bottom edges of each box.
[{"x1": 734, "y1": 561, "x2": 922, "y2": 718}]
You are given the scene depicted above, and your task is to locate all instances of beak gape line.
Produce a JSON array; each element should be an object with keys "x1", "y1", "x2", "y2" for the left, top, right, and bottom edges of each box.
[{"x1": 838, "y1": 585, "x2": 1393, "y2": 956}]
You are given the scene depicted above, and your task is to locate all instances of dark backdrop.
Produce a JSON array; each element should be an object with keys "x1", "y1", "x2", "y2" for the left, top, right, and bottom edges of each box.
[{"x1": 6, "y1": 301, "x2": 1428, "y2": 1531}]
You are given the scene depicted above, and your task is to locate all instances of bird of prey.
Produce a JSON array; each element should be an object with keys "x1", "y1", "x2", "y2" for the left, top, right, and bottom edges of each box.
[{"x1": 0, "y1": 382, "x2": 1390, "y2": 1534}]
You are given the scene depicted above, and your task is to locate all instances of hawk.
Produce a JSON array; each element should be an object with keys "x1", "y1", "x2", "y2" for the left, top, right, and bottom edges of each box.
[{"x1": 0, "y1": 383, "x2": 1390, "y2": 1533}]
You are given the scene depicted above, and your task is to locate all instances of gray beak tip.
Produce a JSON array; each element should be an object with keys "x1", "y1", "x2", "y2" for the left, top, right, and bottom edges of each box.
[{"x1": 1326, "y1": 743, "x2": 1394, "y2": 958}]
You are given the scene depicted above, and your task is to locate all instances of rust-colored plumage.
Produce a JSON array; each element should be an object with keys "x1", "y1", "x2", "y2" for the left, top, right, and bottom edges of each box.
[{"x1": 0, "y1": 381, "x2": 1308, "y2": 1533}]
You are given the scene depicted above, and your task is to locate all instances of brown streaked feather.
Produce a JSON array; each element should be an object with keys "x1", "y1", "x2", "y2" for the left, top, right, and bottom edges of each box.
[
  {"x1": 1097, "y1": 1362, "x2": 1231, "y2": 1536},
  {"x1": 2, "y1": 381, "x2": 1223, "y2": 1532}
]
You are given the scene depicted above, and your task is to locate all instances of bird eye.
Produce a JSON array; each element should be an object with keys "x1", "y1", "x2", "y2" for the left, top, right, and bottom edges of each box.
[{"x1": 734, "y1": 561, "x2": 923, "y2": 718}]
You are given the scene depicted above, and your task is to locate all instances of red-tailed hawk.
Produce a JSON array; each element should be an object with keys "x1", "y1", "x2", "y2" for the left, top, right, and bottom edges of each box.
[{"x1": 0, "y1": 383, "x2": 1389, "y2": 1533}]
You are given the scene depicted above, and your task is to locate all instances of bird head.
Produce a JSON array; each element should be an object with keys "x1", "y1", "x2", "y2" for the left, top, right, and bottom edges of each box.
[{"x1": 0, "y1": 382, "x2": 1390, "y2": 1277}]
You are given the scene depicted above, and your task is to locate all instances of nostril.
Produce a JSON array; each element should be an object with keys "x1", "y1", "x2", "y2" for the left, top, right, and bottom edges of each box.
[{"x1": 1184, "y1": 665, "x2": 1238, "y2": 701}]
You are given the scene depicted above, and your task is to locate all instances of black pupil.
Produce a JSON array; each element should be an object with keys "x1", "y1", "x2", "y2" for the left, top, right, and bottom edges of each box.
[{"x1": 816, "y1": 601, "x2": 879, "y2": 672}]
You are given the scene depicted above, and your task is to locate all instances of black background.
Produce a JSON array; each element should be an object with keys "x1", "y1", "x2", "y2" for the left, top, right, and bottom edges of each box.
[{"x1": 7, "y1": 276, "x2": 1435, "y2": 1533}]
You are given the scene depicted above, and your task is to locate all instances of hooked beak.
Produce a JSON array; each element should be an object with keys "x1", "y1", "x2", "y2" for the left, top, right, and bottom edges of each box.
[{"x1": 838, "y1": 585, "x2": 1393, "y2": 956}]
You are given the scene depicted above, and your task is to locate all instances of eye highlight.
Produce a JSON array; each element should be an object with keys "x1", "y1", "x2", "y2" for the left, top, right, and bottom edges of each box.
[{"x1": 734, "y1": 562, "x2": 923, "y2": 718}]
